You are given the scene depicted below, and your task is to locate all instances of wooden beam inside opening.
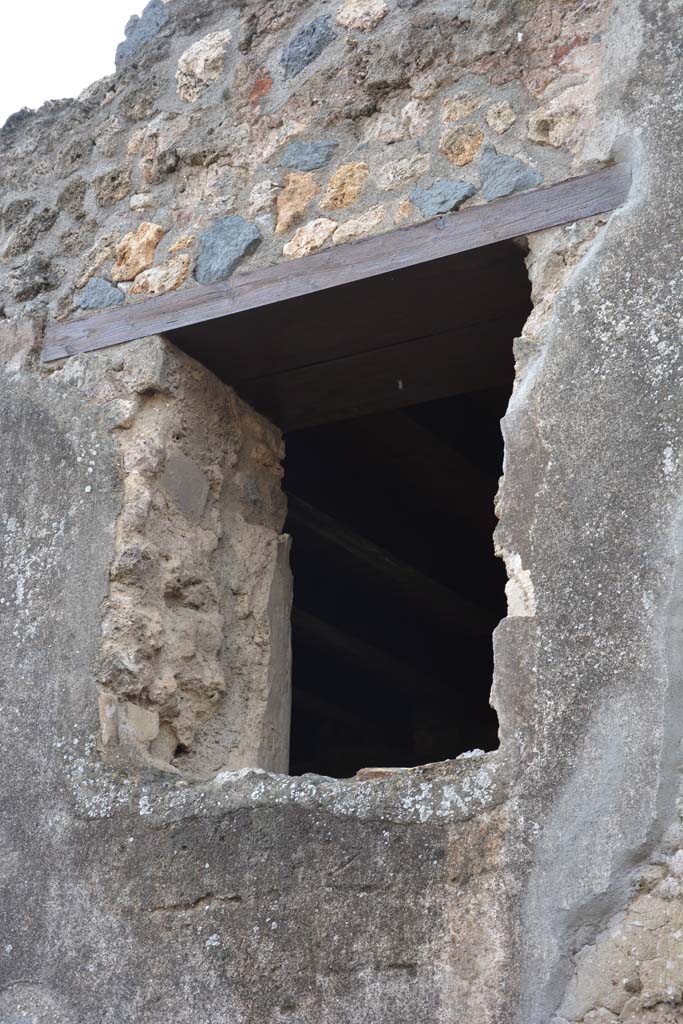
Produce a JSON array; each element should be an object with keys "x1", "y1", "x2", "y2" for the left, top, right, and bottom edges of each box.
[{"x1": 43, "y1": 163, "x2": 630, "y2": 363}]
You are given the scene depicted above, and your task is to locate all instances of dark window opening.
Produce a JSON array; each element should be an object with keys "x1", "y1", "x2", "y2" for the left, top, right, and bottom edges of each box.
[
  {"x1": 284, "y1": 386, "x2": 517, "y2": 778},
  {"x1": 170, "y1": 237, "x2": 531, "y2": 778},
  {"x1": 281, "y1": 248, "x2": 530, "y2": 778}
]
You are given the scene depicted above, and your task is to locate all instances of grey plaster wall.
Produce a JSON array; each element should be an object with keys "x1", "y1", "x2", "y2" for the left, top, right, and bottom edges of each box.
[{"x1": 493, "y1": 2, "x2": 683, "y2": 1019}]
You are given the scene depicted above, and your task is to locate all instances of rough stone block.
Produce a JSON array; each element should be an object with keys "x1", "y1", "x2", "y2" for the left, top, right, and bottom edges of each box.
[
  {"x1": 130, "y1": 254, "x2": 191, "y2": 296},
  {"x1": 281, "y1": 16, "x2": 337, "y2": 78},
  {"x1": 410, "y1": 180, "x2": 475, "y2": 217},
  {"x1": 111, "y1": 222, "x2": 166, "y2": 283},
  {"x1": 176, "y1": 30, "x2": 233, "y2": 103},
  {"x1": 479, "y1": 143, "x2": 543, "y2": 200},
  {"x1": 75, "y1": 276, "x2": 125, "y2": 311},
  {"x1": 159, "y1": 450, "x2": 210, "y2": 521},
  {"x1": 320, "y1": 161, "x2": 369, "y2": 210},
  {"x1": 122, "y1": 336, "x2": 173, "y2": 396},
  {"x1": 275, "y1": 172, "x2": 318, "y2": 235},
  {"x1": 336, "y1": 0, "x2": 389, "y2": 31},
  {"x1": 283, "y1": 217, "x2": 337, "y2": 258},
  {"x1": 195, "y1": 216, "x2": 261, "y2": 284},
  {"x1": 439, "y1": 124, "x2": 484, "y2": 166},
  {"x1": 333, "y1": 205, "x2": 385, "y2": 244},
  {"x1": 486, "y1": 100, "x2": 516, "y2": 134},
  {"x1": 8, "y1": 255, "x2": 56, "y2": 300},
  {"x1": 280, "y1": 139, "x2": 338, "y2": 172},
  {"x1": 115, "y1": 0, "x2": 168, "y2": 66}
]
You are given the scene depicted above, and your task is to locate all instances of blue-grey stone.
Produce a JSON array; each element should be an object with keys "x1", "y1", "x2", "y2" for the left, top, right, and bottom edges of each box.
[
  {"x1": 410, "y1": 180, "x2": 476, "y2": 218},
  {"x1": 479, "y1": 143, "x2": 543, "y2": 201},
  {"x1": 280, "y1": 140, "x2": 338, "y2": 172},
  {"x1": 115, "y1": 0, "x2": 169, "y2": 66},
  {"x1": 76, "y1": 277, "x2": 125, "y2": 311},
  {"x1": 281, "y1": 17, "x2": 337, "y2": 79},
  {"x1": 195, "y1": 216, "x2": 262, "y2": 285}
]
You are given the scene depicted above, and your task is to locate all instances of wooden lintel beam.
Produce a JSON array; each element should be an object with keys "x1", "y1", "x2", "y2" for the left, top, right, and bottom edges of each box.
[
  {"x1": 43, "y1": 164, "x2": 630, "y2": 363},
  {"x1": 286, "y1": 495, "x2": 491, "y2": 636}
]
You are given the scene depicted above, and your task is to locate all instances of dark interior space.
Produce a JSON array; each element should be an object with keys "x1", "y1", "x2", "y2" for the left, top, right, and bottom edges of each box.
[
  {"x1": 284, "y1": 387, "x2": 516, "y2": 778},
  {"x1": 170, "y1": 238, "x2": 531, "y2": 778}
]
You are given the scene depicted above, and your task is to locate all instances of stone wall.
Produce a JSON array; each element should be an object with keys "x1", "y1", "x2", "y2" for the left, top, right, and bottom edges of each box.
[
  {"x1": 1, "y1": 0, "x2": 610, "y2": 327},
  {"x1": 1, "y1": 1, "x2": 683, "y2": 1022}
]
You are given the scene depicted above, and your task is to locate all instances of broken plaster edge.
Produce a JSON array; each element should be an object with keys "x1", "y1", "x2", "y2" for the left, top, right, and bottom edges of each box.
[{"x1": 62, "y1": 733, "x2": 508, "y2": 827}]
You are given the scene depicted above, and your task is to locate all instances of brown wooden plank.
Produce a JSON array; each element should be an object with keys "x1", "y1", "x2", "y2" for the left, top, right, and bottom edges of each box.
[
  {"x1": 286, "y1": 495, "x2": 491, "y2": 635},
  {"x1": 43, "y1": 163, "x2": 630, "y2": 362},
  {"x1": 239, "y1": 311, "x2": 523, "y2": 431}
]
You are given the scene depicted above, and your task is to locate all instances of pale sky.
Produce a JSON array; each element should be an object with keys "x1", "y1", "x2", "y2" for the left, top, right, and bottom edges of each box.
[{"x1": 0, "y1": 1, "x2": 147, "y2": 128}]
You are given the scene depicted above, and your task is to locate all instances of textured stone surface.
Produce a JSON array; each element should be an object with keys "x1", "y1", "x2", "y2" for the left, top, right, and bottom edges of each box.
[
  {"x1": 410, "y1": 180, "x2": 475, "y2": 217},
  {"x1": 336, "y1": 0, "x2": 389, "y2": 32},
  {"x1": 375, "y1": 152, "x2": 430, "y2": 190},
  {"x1": 247, "y1": 180, "x2": 280, "y2": 217},
  {"x1": 176, "y1": 30, "x2": 233, "y2": 103},
  {"x1": 3, "y1": 207, "x2": 58, "y2": 258},
  {"x1": 319, "y1": 161, "x2": 369, "y2": 210},
  {"x1": 283, "y1": 217, "x2": 337, "y2": 257},
  {"x1": 486, "y1": 100, "x2": 517, "y2": 134},
  {"x1": 333, "y1": 204, "x2": 385, "y2": 243},
  {"x1": 280, "y1": 139, "x2": 338, "y2": 172},
  {"x1": 275, "y1": 172, "x2": 318, "y2": 234},
  {"x1": 439, "y1": 124, "x2": 485, "y2": 166},
  {"x1": 130, "y1": 254, "x2": 191, "y2": 295},
  {"x1": 441, "y1": 94, "x2": 481, "y2": 123},
  {"x1": 94, "y1": 167, "x2": 133, "y2": 207},
  {"x1": 195, "y1": 216, "x2": 261, "y2": 284},
  {"x1": 75, "y1": 276, "x2": 125, "y2": 310},
  {"x1": 528, "y1": 103, "x2": 579, "y2": 148},
  {"x1": 479, "y1": 143, "x2": 543, "y2": 199},
  {"x1": 281, "y1": 16, "x2": 336, "y2": 79},
  {"x1": 0, "y1": 0, "x2": 593, "y2": 324},
  {"x1": 8, "y1": 254, "x2": 56, "y2": 300},
  {"x1": 115, "y1": 0, "x2": 169, "y2": 66},
  {"x1": 111, "y1": 222, "x2": 166, "y2": 282}
]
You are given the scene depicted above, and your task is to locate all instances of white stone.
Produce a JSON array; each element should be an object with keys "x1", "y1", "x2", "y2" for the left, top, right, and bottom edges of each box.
[
  {"x1": 130, "y1": 193, "x2": 157, "y2": 212},
  {"x1": 336, "y1": 0, "x2": 388, "y2": 31},
  {"x1": 176, "y1": 30, "x2": 233, "y2": 103},
  {"x1": 248, "y1": 180, "x2": 281, "y2": 218},
  {"x1": 283, "y1": 218, "x2": 338, "y2": 259},
  {"x1": 486, "y1": 100, "x2": 517, "y2": 134},
  {"x1": 333, "y1": 206, "x2": 385, "y2": 244},
  {"x1": 374, "y1": 152, "x2": 430, "y2": 190}
]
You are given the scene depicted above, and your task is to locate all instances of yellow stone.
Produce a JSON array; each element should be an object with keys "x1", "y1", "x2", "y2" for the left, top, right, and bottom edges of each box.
[
  {"x1": 320, "y1": 162, "x2": 369, "y2": 210},
  {"x1": 439, "y1": 125, "x2": 484, "y2": 166},
  {"x1": 111, "y1": 222, "x2": 166, "y2": 282},
  {"x1": 130, "y1": 255, "x2": 191, "y2": 296},
  {"x1": 441, "y1": 94, "x2": 481, "y2": 123},
  {"x1": 283, "y1": 218, "x2": 338, "y2": 259},
  {"x1": 168, "y1": 234, "x2": 195, "y2": 254},
  {"x1": 275, "y1": 172, "x2": 318, "y2": 235}
]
